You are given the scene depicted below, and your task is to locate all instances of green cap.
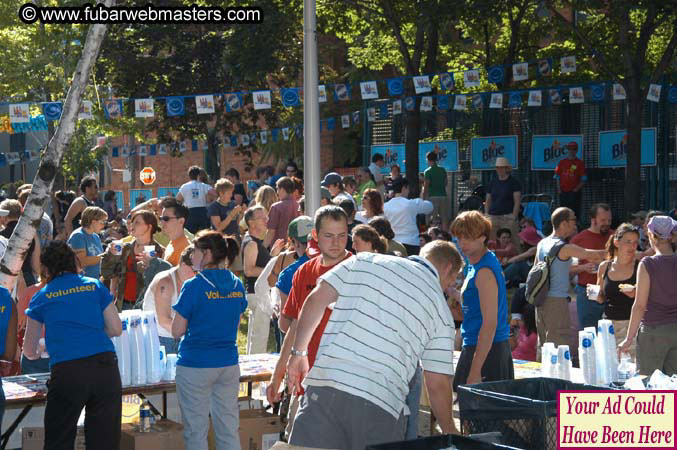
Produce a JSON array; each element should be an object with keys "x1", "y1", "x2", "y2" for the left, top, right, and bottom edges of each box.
[{"x1": 288, "y1": 215, "x2": 313, "y2": 243}]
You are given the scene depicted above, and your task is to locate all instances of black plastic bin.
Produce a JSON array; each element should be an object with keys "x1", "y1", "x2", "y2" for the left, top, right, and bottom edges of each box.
[
  {"x1": 458, "y1": 377, "x2": 612, "y2": 450},
  {"x1": 365, "y1": 433, "x2": 522, "y2": 450}
]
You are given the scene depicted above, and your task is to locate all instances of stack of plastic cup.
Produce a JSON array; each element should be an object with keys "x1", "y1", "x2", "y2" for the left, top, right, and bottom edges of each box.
[
  {"x1": 557, "y1": 345, "x2": 572, "y2": 381},
  {"x1": 541, "y1": 342, "x2": 557, "y2": 378},
  {"x1": 578, "y1": 330, "x2": 596, "y2": 385}
]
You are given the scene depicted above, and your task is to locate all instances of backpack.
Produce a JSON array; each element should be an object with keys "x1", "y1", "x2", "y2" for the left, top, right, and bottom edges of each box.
[{"x1": 525, "y1": 240, "x2": 566, "y2": 306}]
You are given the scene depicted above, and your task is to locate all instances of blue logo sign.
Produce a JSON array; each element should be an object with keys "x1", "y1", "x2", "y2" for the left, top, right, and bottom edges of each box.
[
  {"x1": 470, "y1": 135, "x2": 518, "y2": 170},
  {"x1": 487, "y1": 66, "x2": 504, "y2": 84},
  {"x1": 166, "y1": 97, "x2": 185, "y2": 116},
  {"x1": 531, "y1": 135, "x2": 583, "y2": 170},
  {"x1": 371, "y1": 144, "x2": 406, "y2": 175},
  {"x1": 419, "y1": 141, "x2": 459, "y2": 172},
  {"x1": 387, "y1": 78, "x2": 404, "y2": 96},
  {"x1": 598, "y1": 128, "x2": 656, "y2": 168}
]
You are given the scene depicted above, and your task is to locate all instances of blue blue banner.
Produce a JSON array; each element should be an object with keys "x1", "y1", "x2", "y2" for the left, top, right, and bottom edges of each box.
[
  {"x1": 471, "y1": 135, "x2": 518, "y2": 170},
  {"x1": 419, "y1": 141, "x2": 459, "y2": 172},
  {"x1": 166, "y1": 96, "x2": 185, "y2": 116},
  {"x1": 531, "y1": 135, "x2": 584, "y2": 170},
  {"x1": 371, "y1": 144, "x2": 406, "y2": 175},
  {"x1": 598, "y1": 128, "x2": 657, "y2": 168}
]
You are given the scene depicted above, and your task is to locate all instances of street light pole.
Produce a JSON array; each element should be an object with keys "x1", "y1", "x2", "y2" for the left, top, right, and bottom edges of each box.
[{"x1": 303, "y1": 0, "x2": 321, "y2": 217}]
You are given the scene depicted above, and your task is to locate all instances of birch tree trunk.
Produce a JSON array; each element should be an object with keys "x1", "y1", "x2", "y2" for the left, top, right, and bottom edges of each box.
[{"x1": 0, "y1": 2, "x2": 114, "y2": 291}]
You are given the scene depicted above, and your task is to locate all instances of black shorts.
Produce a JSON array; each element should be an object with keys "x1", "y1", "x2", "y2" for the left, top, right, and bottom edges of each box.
[{"x1": 452, "y1": 340, "x2": 514, "y2": 391}]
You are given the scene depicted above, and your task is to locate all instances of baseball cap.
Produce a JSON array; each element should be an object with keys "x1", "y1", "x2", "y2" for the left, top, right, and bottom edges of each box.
[
  {"x1": 288, "y1": 216, "x2": 313, "y2": 243},
  {"x1": 566, "y1": 141, "x2": 578, "y2": 151},
  {"x1": 647, "y1": 215, "x2": 677, "y2": 240},
  {"x1": 321, "y1": 172, "x2": 342, "y2": 187},
  {"x1": 495, "y1": 157, "x2": 511, "y2": 168},
  {"x1": 320, "y1": 187, "x2": 332, "y2": 201}
]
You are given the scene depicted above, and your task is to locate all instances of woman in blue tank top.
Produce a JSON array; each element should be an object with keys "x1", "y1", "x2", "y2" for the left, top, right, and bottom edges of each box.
[
  {"x1": 450, "y1": 211, "x2": 514, "y2": 389},
  {"x1": 0, "y1": 285, "x2": 17, "y2": 425}
]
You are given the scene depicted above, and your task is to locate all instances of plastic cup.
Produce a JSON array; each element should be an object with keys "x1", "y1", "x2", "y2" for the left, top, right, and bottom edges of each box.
[
  {"x1": 111, "y1": 240, "x2": 123, "y2": 255},
  {"x1": 586, "y1": 284, "x2": 600, "y2": 301},
  {"x1": 144, "y1": 245, "x2": 156, "y2": 258}
]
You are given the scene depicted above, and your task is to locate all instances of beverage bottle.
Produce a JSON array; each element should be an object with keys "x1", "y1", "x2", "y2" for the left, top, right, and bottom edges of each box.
[{"x1": 140, "y1": 400, "x2": 151, "y2": 432}]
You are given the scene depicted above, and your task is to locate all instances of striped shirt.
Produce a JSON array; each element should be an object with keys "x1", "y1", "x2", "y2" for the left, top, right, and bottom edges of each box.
[{"x1": 303, "y1": 253, "x2": 455, "y2": 419}]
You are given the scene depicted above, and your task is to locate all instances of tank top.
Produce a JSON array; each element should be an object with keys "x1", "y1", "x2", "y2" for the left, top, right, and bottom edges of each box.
[
  {"x1": 241, "y1": 233, "x2": 270, "y2": 293},
  {"x1": 72, "y1": 195, "x2": 96, "y2": 230},
  {"x1": 641, "y1": 254, "x2": 677, "y2": 326},
  {"x1": 142, "y1": 269, "x2": 180, "y2": 338},
  {"x1": 602, "y1": 260, "x2": 637, "y2": 321},
  {"x1": 537, "y1": 236, "x2": 571, "y2": 298}
]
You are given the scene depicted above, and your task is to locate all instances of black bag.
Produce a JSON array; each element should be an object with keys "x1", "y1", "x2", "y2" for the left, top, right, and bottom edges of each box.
[{"x1": 524, "y1": 240, "x2": 565, "y2": 306}]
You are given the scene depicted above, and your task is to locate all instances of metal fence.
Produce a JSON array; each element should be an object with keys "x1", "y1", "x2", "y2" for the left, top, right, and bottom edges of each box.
[{"x1": 367, "y1": 85, "x2": 676, "y2": 225}]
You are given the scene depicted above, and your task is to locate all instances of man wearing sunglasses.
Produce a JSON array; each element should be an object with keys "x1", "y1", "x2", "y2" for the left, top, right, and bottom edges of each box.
[{"x1": 160, "y1": 197, "x2": 191, "y2": 267}]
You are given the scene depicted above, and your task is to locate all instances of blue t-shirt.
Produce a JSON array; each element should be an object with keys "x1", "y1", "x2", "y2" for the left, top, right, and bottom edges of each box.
[
  {"x1": 275, "y1": 254, "x2": 309, "y2": 295},
  {"x1": 25, "y1": 274, "x2": 115, "y2": 367},
  {"x1": 67, "y1": 227, "x2": 103, "y2": 279},
  {"x1": 460, "y1": 251, "x2": 510, "y2": 347},
  {"x1": 173, "y1": 269, "x2": 247, "y2": 368},
  {"x1": 0, "y1": 287, "x2": 13, "y2": 355}
]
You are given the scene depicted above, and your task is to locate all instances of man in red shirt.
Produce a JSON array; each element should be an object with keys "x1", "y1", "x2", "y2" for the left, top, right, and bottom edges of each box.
[
  {"x1": 554, "y1": 141, "x2": 586, "y2": 220},
  {"x1": 571, "y1": 203, "x2": 613, "y2": 329},
  {"x1": 264, "y1": 176, "x2": 300, "y2": 248},
  {"x1": 265, "y1": 205, "x2": 351, "y2": 437}
]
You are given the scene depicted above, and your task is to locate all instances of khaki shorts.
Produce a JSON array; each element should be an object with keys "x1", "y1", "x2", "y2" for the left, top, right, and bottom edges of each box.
[{"x1": 429, "y1": 196, "x2": 451, "y2": 225}]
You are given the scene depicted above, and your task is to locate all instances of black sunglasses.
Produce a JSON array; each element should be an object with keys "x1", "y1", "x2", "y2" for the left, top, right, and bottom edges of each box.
[{"x1": 159, "y1": 216, "x2": 177, "y2": 222}]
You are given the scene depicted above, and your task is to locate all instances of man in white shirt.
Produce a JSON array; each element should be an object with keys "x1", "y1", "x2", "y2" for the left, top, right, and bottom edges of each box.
[
  {"x1": 176, "y1": 165, "x2": 217, "y2": 234},
  {"x1": 286, "y1": 240, "x2": 462, "y2": 449},
  {"x1": 383, "y1": 178, "x2": 433, "y2": 255}
]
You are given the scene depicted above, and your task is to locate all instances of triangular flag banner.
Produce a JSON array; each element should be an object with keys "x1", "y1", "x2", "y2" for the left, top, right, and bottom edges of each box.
[
  {"x1": 282, "y1": 128, "x2": 290, "y2": 140},
  {"x1": 166, "y1": 97, "x2": 185, "y2": 116},
  {"x1": 78, "y1": 101, "x2": 94, "y2": 120},
  {"x1": 420, "y1": 96, "x2": 433, "y2": 111},
  {"x1": 281, "y1": 88, "x2": 300, "y2": 107},
  {"x1": 318, "y1": 85, "x2": 327, "y2": 103},
  {"x1": 138, "y1": 145, "x2": 147, "y2": 156},
  {"x1": 379, "y1": 103, "x2": 389, "y2": 118},
  {"x1": 104, "y1": 99, "x2": 123, "y2": 119},
  {"x1": 453, "y1": 95, "x2": 467, "y2": 111},
  {"x1": 253, "y1": 90, "x2": 272, "y2": 110},
  {"x1": 191, "y1": 140, "x2": 198, "y2": 151},
  {"x1": 327, "y1": 117, "x2": 335, "y2": 130},
  {"x1": 646, "y1": 84, "x2": 661, "y2": 103},
  {"x1": 569, "y1": 87, "x2": 584, "y2": 104},
  {"x1": 590, "y1": 84, "x2": 605, "y2": 102},
  {"x1": 490, "y1": 93, "x2": 503, "y2": 108},
  {"x1": 472, "y1": 94, "x2": 484, "y2": 109},
  {"x1": 404, "y1": 97, "x2": 416, "y2": 111},
  {"x1": 387, "y1": 78, "x2": 404, "y2": 96},
  {"x1": 271, "y1": 129, "x2": 279, "y2": 142},
  {"x1": 334, "y1": 83, "x2": 350, "y2": 101},
  {"x1": 135, "y1": 98, "x2": 154, "y2": 118},
  {"x1": 487, "y1": 66, "x2": 504, "y2": 84},
  {"x1": 413, "y1": 75, "x2": 432, "y2": 94},
  {"x1": 560, "y1": 56, "x2": 576, "y2": 74},
  {"x1": 149, "y1": 144, "x2": 157, "y2": 156},
  {"x1": 341, "y1": 114, "x2": 350, "y2": 128},
  {"x1": 367, "y1": 107, "x2": 376, "y2": 121},
  {"x1": 195, "y1": 95, "x2": 215, "y2": 114},
  {"x1": 157, "y1": 144, "x2": 167, "y2": 155},
  {"x1": 112, "y1": 147, "x2": 119, "y2": 158},
  {"x1": 229, "y1": 136, "x2": 238, "y2": 147},
  {"x1": 260, "y1": 131, "x2": 268, "y2": 144},
  {"x1": 437, "y1": 95, "x2": 450, "y2": 110},
  {"x1": 549, "y1": 89, "x2": 561, "y2": 105},
  {"x1": 612, "y1": 83, "x2": 626, "y2": 100},
  {"x1": 439, "y1": 72, "x2": 455, "y2": 91},
  {"x1": 528, "y1": 90, "x2": 542, "y2": 106},
  {"x1": 224, "y1": 93, "x2": 242, "y2": 112},
  {"x1": 464, "y1": 69, "x2": 480, "y2": 87},
  {"x1": 360, "y1": 81, "x2": 379, "y2": 100},
  {"x1": 9, "y1": 104, "x2": 30, "y2": 123},
  {"x1": 508, "y1": 92, "x2": 522, "y2": 107},
  {"x1": 352, "y1": 111, "x2": 360, "y2": 124},
  {"x1": 538, "y1": 58, "x2": 552, "y2": 76},
  {"x1": 392, "y1": 100, "x2": 402, "y2": 115},
  {"x1": 668, "y1": 86, "x2": 677, "y2": 104},
  {"x1": 512, "y1": 63, "x2": 529, "y2": 81},
  {"x1": 241, "y1": 134, "x2": 250, "y2": 146},
  {"x1": 42, "y1": 102, "x2": 63, "y2": 121}
]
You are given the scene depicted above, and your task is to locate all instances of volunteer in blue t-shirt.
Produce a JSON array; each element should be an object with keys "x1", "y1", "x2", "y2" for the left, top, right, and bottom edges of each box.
[
  {"x1": 0, "y1": 286, "x2": 17, "y2": 425},
  {"x1": 23, "y1": 241, "x2": 122, "y2": 450},
  {"x1": 172, "y1": 231, "x2": 246, "y2": 450},
  {"x1": 450, "y1": 211, "x2": 514, "y2": 390},
  {"x1": 67, "y1": 206, "x2": 107, "y2": 279}
]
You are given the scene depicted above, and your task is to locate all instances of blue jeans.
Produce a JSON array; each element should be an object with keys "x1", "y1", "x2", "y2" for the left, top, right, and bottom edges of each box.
[
  {"x1": 159, "y1": 336, "x2": 180, "y2": 355},
  {"x1": 575, "y1": 285, "x2": 605, "y2": 330},
  {"x1": 405, "y1": 365, "x2": 422, "y2": 440},
  {"x1": 21, "y1": 354, "x2": 50, "y2": 374}
]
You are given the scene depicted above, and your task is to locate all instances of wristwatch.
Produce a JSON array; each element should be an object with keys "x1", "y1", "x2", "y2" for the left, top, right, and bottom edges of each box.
[{"x1": 290, "y1": 347, "x2": 308, "y2": 357}]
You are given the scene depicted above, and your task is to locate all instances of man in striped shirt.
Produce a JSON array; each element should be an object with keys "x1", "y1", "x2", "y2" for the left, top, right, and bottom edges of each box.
[{"x1": 287, "y1": 240, "x2": 463, "y2": 449}]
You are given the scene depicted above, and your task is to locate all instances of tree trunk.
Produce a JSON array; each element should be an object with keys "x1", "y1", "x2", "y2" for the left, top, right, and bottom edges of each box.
[
  {"x1": 0, "y1": 2, "x2": 114, "y2": 291},
  {"x1": 205, "y1": 128, "x2": 220, "y2": 181},
  {"x1": 624, "y1": 94, "x2": 643, "y2": 217}
]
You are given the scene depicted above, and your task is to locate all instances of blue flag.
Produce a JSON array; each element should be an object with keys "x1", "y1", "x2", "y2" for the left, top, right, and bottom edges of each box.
[
  {"x1": 438, "y1": 72, "x2": 455, "y2": 91},
  {"x1": 230, "y1": 135, "x2": 238, "y2": 147},
  {"x1": 104, "y1": 99, "x2": 124, "y2": 119},
  {"x1": 281, "y1": 88, "x2": 300, "y2": 107},
  {"x1": 192, "y1": 140, "x2": 198, "y2": 151},
  {"x1": 590, "y1": 84, "x2": 606, "y2": 102},
  {"x1": 271, "y1": 129, "x2": 279, "y2": 142},
  {"x1": 333, "y1": 83, "x2": 351, "y2": 101},
  {"x1": 487, "y1": 66, "x2": 504, "y2": 84},
  {"x1": 379, "y1": 103, "x2": 389, "y2": 118},
  {"x1": 166, "y1": 97, "x2": 185, "y2": 116},
  {"x1": 437, "y1": 95, "x2": 450, "y2": 110},
  {"x1": 112, "y1": 147, "x2": 119, "y2": 158},
  {"x1": 404, "y1": 97, "x2": 416, "y2": 111},
  {"x1": 149, "y1": 145, "x2": 157, "y2": 156},
  {"x1": 327, "y1": 117, "x2": 335, "y2": 130},
  {"x1": 387, "y1": 78, "x2": 404, "y2": 96},
  {"x1": 352, "y1": 111, "x2": 360, "y2": 124},
  {"x1": 508, "y1": 92, "x2": 522, "y2": 107},
  {"x1": 669, "y1": 86, "x2": 677, "y2": 104},
  {"x1": 225, "y1": 93, "x2": 242, "y2": 112},
  {"x1": 42, "y1": 102, "x2": 63, "y2": 121}
]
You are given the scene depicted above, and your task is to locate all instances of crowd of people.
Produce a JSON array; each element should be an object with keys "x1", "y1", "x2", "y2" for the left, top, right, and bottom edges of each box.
[{"x1": 0, "y1": 153, "x2": 674, "y2": 449}]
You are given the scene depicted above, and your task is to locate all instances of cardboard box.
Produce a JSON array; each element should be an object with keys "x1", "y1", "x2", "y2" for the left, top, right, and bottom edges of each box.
[
  {"x1": 22, "y1": 426, "x2": 86, "y2": 450},
  {"x1": 239, "y1": 409, "x2": 284, "y2": 450},
  {"x1": 120, "y1": 419, "x2": 185, "y2": 450}
]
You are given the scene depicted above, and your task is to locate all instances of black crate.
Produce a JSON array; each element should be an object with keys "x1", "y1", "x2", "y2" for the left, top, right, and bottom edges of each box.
[
  {"x1": 365, "y1": 433, "x2": 522, "y2": 450},
  {"x1": 458, "y1": 377, "x2": 612, "y2": 450}
]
